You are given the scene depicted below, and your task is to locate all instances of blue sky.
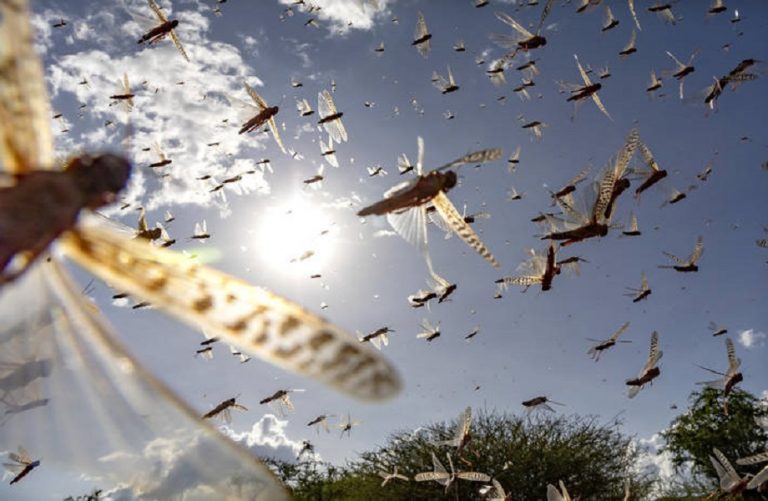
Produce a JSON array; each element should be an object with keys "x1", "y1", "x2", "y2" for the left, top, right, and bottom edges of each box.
[{"x1": 2, "y1": 0, "x2": 767, "y2": 498}]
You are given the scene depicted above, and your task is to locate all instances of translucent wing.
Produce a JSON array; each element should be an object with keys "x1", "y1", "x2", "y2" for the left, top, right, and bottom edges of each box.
[
  {"x1": 267, "y1": 116, "x2": 287, "y2": 154},
  {"x1": 640, "y1": 331, "x2": 662, "y2": 374},
  {"x1": 640, "y1": 272, "x2": 648, "y2": 290},
  {"x1": 0, "y1": 0, "x2": 54, "y2": 173},
  {"x1": 748, "y1": 465, "x2": 768, "y2": 490},
  {"x1": 434, "y1": 148, "x2": 503, "y2": 171},
  {"x1": 725, "y1": 337, "x2": 740, "y2": 372},
  {"x1": 244, "y1": 83, "x2": 268, "y2": 111},
  {"x1": 638, "y1": 142, "x2": 661, "y2": 173},
  {"x1": 737, "y1": 451, "x2": 768, "y2": 466},
  {"x1": 574, "y1": 55, "x2": 593, "y2": 87},
  {"x1": 495, "y1": 12, "x2": 534, "y2": 39},
  {"x1": 547, "y1": 483, "x2": 565, "y2": 501},
  {"x1": 610, "y1": 321, "x2": 630, "y2": 342},
  {"x1": 318, "y1": 90, "x2": 348, "y2": 143},
  {"x1": 628, "y1": 0, "x2": 641, "y2": 30},
  {"x1": 386, "y1": 205, "x2": 428, "y2": 254},
  {"x1": 457, "y1": 406, "x2": 471, "y2": 441},
  {"x1": 413, "y1": 12, "x2": 430, "y2": 57},
  {"x1": 168, "y1": 28, "x2": 190, "y2": 62},
  {"x1": 432, "y1": 192, "x2": 499, "y2": 267},
  {"x1": 688, "y1": 236, "x2": 704, "y2": 264},
  {"x1": 414, "y1": 471, "x2": 450, "y2": 483},
  {"x1": 60, "y1": 215, "x2": 401, "y2": 401},
  {"x1": 147, "y1": 0, "x2": 169, "y2": 23},
  {"x1": 416, "y1": 136, "x2": 425, "y2": 175},
  {"x1": 712, "y1": 448, "x2": 741, "y2": 489},
  {"x1": 0, "y1": 263, "x2": 288, "y2": 499}
]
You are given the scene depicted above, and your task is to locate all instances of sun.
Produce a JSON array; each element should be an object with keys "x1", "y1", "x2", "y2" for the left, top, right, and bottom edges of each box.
[{"x1": 253, "y1": 197, "x2": 337, "y2": 273}]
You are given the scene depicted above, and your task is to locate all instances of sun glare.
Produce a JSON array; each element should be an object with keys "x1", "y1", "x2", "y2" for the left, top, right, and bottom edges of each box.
[{"x1": 253, "y1": 197, "x2": 337, "y2": 273}]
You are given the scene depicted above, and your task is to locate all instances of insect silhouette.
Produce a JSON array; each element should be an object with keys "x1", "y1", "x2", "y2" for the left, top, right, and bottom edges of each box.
[
  {"x1": 108, "y1": 73, "x2": 134, "y2": 112},
  {"x1": 137, "y1": 0, "x2": 190, "y2": 62},
  {"x1": 659, "y1": 236, "x2": 704, "y2": 272},
  {"x1": 492, "y1": 0, "x2": 554, "y2": 61},
  {"x1": 412, "y1": 11, "x2": 431, "y2": 58},
  {"x1": 414, "y1": 452, "x2": 490, "y2": 493},
  {"x1": 202, "y1": 396, "x2": 248, "y2": 423},
  {"x1": 0, "y1": 4, "x2": 399, "y2": 496},
  {"x1": 378, "y1": 466, "x2": 409, "y2": 487},
  {"x1": 357, "y1": 137, "x2": 502, "y2": 274},
  {"x1": 522, "y1": 396, "x2": 565, "y2": 414},
  {"x1": 236, "y1": 83, "x2": 286, "y2": 154},
  {"x1": 563, "y1": 55, "x2": 612, "y2": 120},
  {"x1": 587, "y1": 321, "x2": 631, "y2": 362},
  {"x1": 710, "y1": 448, "x2": 751, "y2": 495},
  {"x1": 697, "y1": 337, "x2": 743, "y2": 400},
  {"x1": 624, "y1": 272, "x2": 652, "y2": 302},
  {"x1": 318, "y1": 89, "x2": 348, "y2": 144},
  {"x1": 626, "y1": 331, "x2": 662, "y2": 398},
  {"x1": 3, "y1": 446, "x2": 39, "y2": 485}
]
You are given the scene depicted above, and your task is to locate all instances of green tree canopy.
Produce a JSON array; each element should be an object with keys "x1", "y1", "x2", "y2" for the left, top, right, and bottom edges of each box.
[
  {"x1": 271, "y1": 409, "x2": 655, "y2": 500},
  {"x1": 660, "y1": 388, "x2": 768, "y2": 498}
]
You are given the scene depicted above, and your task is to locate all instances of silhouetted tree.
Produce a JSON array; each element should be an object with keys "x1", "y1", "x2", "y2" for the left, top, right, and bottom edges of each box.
[{"x1": 660, "y1": 388, "x2": 768, "y2": 498}]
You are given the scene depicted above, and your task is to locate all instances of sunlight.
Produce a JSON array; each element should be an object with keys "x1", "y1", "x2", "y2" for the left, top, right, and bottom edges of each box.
[{"x1": 252, "y1": 196, "x2": 337, "y2": 273}]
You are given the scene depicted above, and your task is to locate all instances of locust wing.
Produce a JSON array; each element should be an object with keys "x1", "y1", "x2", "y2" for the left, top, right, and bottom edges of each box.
[{"x1": 432, "y1": 192, "x2": 499, "y2": 267}]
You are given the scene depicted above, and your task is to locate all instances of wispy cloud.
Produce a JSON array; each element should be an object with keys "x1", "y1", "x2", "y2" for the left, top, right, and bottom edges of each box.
[
  {"x1": 277, "y1": 0, "x2": 391, "y2": 34},
  {"x1": 42, "y1": 1, "x2": 275, "y2": 217},
  {"x1": 99, "y1": 415, "x2": 310, "y2": 499},
  {"x1": 737, "y1": 328, "x2": 766, "y2": 349}
]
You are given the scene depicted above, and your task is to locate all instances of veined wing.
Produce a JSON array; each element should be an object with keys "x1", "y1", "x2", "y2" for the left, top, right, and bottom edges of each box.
[
  {"x1": 638, "y1": 142, "x2": 662, "y2": 173},
  {"x1": 414, "y1": 471, "x2": 450, "y2": 483},
  {"x1": 61, "y1": 215, "x2": 401, "y2": 401},
  {"x1": 244, "y1": 83, "x2": 268, "y2": 111},
  {"x1": 0, "y1": 263, "x2": 289, "y2": 499},
  {"x1": 725, "y1": 337, "x2": 741, "y2": 372},
  {"x1": 536, "y1": 0, "x2": 555, "y2": 33},
  {"x1": 432, "y1": 192, "x2": 499, "y2": 267},
  {"x1": 609, "y1": 321, "x2": 630, "y2": 342},
  {"x1": 168, "y1": 28, "x2": 190, "y2": 62},
  {"x1": 386, "y1": 206, "x2": 429, "y2": 260},
  {"x1": 687, "y1": 236, "x2": 704, "y2": 264},
  {"x1": 147, "y1": 0, "x2": 169, "y2": 23},
  {"x1": 495, "y1": 12, "x2": 534, "y2": 39},
  {"x1": 456, "y1": 471, "x2": 491, "y2": 482},
  {"x1": 317, "y1": 89, "x2": 335, "y2": 118},
  {"x1": 267, "y1": 116, "x2": 287, "y2": 154},
  {"x1": 434, "y1": 148, "x2": 502, "y2": 171},
  {"x1": 574, "y1": 55, "x2": 593, "y2": 87},
  {"x1": 711, "y1": 448, "x2": 742, "y2": 490},
  {"x1": 640, "y1": 331, "x2": 662, "y2": 375},
  {"x1": 318, "y1": 90, "x2": 348, "y2": 143},
  {"x1": 737, "y1": 451, "x2": 768, "y2": 466},
  {"x1": 0, "y1": 0, "x2": 54, "y2": 173},
  {"x1": 590, "y1": 90, "x2": 611, "y2": 120}
]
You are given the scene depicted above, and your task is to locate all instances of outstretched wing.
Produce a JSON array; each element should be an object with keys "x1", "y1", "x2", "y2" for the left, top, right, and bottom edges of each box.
[
  {"x1": 434, "y1": 148, "x2": 503, "y2": 171},
  {"x1": 725, "y1": 337, "x2": 741, "y2": 372},
  {"x1": 609, "y1": 321, "x2": 630, "y2": 342},
  {"x1": 0, "y1": 0, "x2": 54, "y2": 173},
  {"x1": 168, "y1": 28, "x2": 190, "y2": 62},
  {"x1": 61, "y1": 215, "x2": 401, "y2": 401},
  {"x1": 147, "y1": 0, "x2": 169, "y2": 23},
  {"x1": 495, "y1": 12, "x2": 533, "y2": 39},
  {"x1": 432, "y1": 192, "x2": 499, "y2": 267},
  {"x1": 688, "y1": 236, "x2": 704, "y2": 265},
  {"x1": 574, "y1": 55, "x2": 593, "y2": 87},
  {"x1": 0, "y1": 263, "x2": 289, "y2": 499},
  {"x1": 267, "y1": 117, "x2": 287, "y2": 154},
  {"x1": 244, "y1": 83, "x2": 268, "y2": 111},
  {"x1": 640, "y1": 331, "x2": 662, "y2": 374}
]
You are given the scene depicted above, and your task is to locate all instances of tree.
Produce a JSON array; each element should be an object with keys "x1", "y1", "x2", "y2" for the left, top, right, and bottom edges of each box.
[
  {"x1": 271, "y1": 409, "x2": 655, "y2": 500},
  {"x1": 660, "y1": 388, "x2": 768, "y2": 498}
]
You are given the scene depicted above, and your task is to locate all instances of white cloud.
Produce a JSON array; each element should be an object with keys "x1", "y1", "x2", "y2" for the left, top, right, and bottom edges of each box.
[
  {"x1": 43, "y1": 0, "x2": 275, "y2": 218},
  {"x1": 633, "y1": 433, "x2": 680, "y2": 496},
  {"x1": 222, "y1": 414, "x2": 319, "y2": 464},
  {"x1": 277, "y1": 0, "x2": 392, "y2": 34},
  {"x1": 737, "y1": 328, "x2": 766, "y2": 349},
  {"x1": 99, "y1": 415, "x2": 312, "y2": 500}
]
